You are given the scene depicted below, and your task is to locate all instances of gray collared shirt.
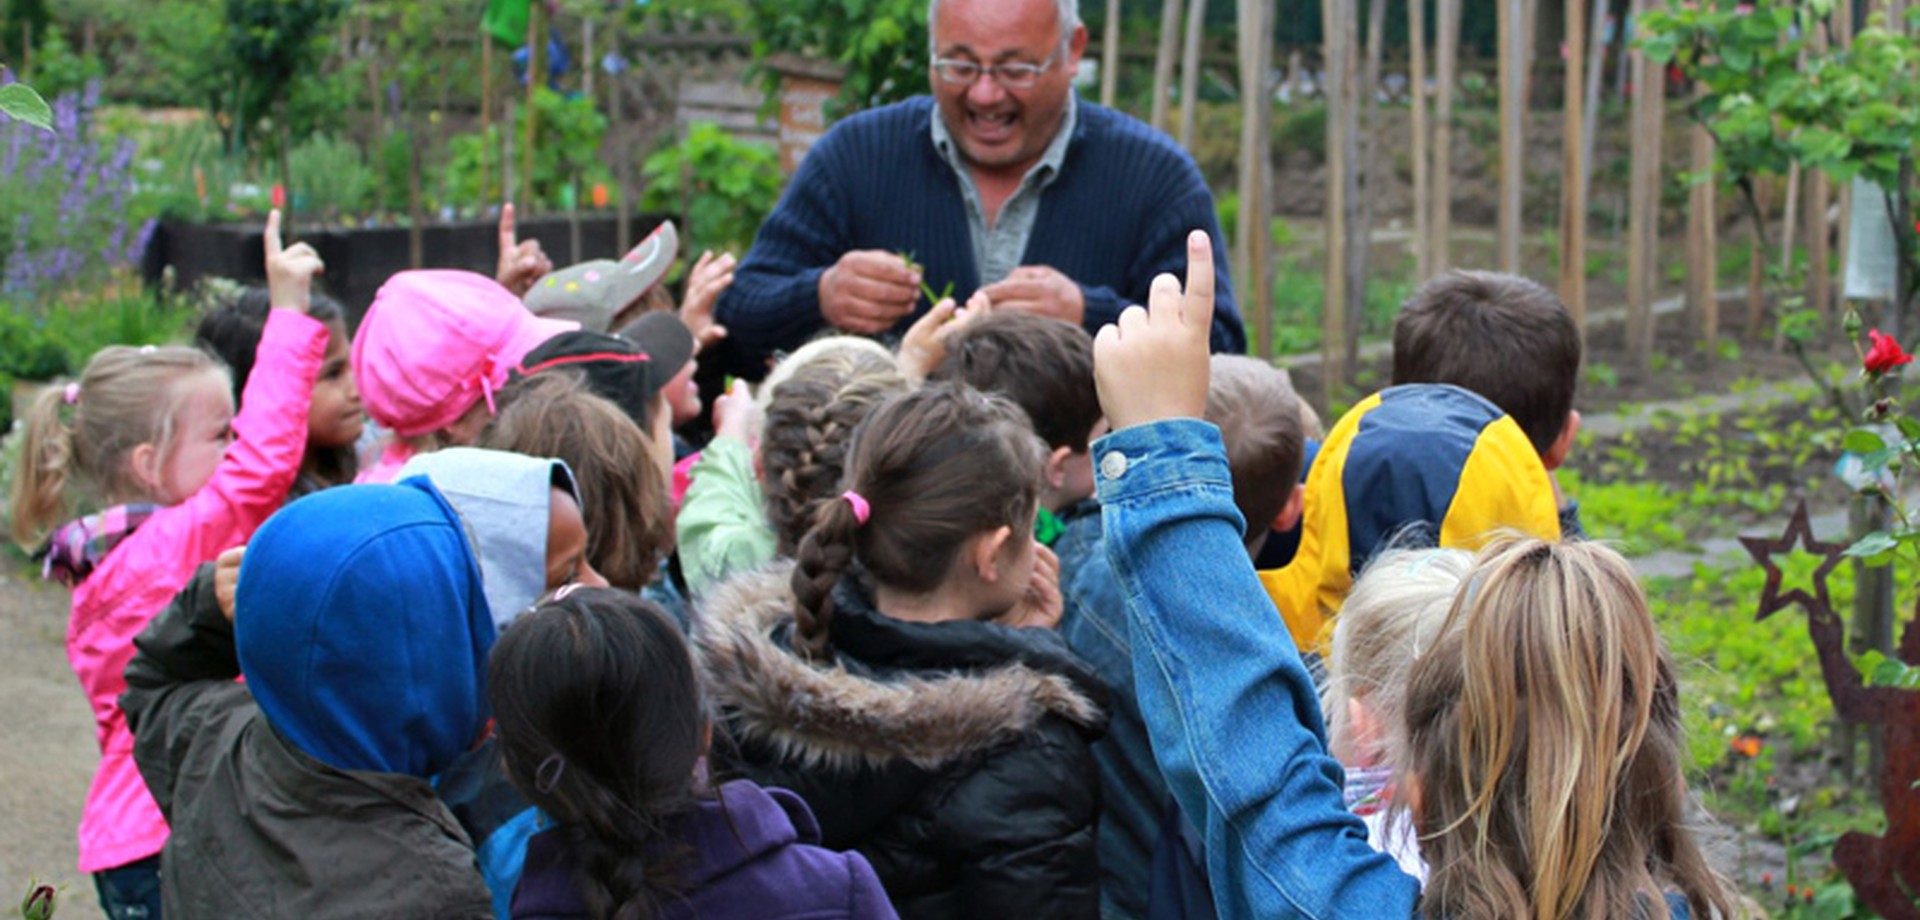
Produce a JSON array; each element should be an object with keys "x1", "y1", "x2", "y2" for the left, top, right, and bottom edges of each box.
[{"x1": 930, "y1": 95, "x2": 1078, "y2": 286}]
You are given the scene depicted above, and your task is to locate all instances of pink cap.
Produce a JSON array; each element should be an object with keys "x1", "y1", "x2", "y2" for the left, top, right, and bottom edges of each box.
[{"x1": 352, "y1": 270, "x2": 577, "y2": 437}]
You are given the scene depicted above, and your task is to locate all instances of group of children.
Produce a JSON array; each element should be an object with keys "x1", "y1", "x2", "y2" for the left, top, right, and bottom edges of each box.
[{"x1": 5, "y1": 209, "x2": 1738, "y2": 920}]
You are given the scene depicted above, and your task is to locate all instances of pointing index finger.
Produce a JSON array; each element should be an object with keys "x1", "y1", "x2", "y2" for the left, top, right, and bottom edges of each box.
[
  {"x1": 1181, "y1": 230, "x2": 1215, "y2": 337},
  {"x1": 498, "y1": 203, "x2": 518, "y2": 250},
  {"x1": 264, "y1": 209, "x2": 283, "y2": 260}
]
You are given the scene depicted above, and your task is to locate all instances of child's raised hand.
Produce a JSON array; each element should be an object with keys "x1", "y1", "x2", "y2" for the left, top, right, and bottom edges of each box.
[
  {"x1": 897, "y1": 290, "x2": 992, "y2": 383},
  {"x1": 214, "y1": 546, "x2": 245, "y2": 622},
  {"x1": 681, "y1": 249, "x2": 736, "y2": 353},
  {"x1": 1093, "y1": 230, "x2": 1216, "y2": 431},
  {"x1": 264, "y1": 209, "x2": 324, "y2": 314},
  {"x1": 999, "y1": 543, "x2": 1063, "y2": 631},
  {"x1": 712, "y1": 377, "x2": 762, "y2": 449},
  {"x1": 494, "y1": 203, "x2": 553, "y2": 297}
]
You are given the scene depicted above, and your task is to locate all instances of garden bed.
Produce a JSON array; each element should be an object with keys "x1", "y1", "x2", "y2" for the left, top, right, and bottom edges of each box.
[{"x1": 143, "y1": 210, "x2": 674, "y2": 324}]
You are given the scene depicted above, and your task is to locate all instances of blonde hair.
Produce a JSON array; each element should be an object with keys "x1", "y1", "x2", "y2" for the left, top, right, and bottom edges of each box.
[
  {"x1": 9, "y1": 346, "x2": 225, "y2": 547},
  {"x1": 759, "y1": 348, "x2": 910, "y2": 555},
  {"x1": 1399, "y1": 537, "x2": 1734, "y2": 920},
  {"x1": 755, "y1": 335, "x2": 897, "y2": 414},
  {"x1": 1323, "y1": 547, "x2": 1473, "y2": 764}
]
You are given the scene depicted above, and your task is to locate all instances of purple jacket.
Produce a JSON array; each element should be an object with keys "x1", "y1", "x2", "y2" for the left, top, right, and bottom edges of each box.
[{"x1": 511, "y1": 780, "x2": 899, "y2": 920}]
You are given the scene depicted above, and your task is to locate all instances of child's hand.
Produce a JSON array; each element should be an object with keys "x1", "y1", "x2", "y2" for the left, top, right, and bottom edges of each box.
[
  {"x1": 1093, "y1": 230, "x2": 1215, "y2": 431},
  {"x1": 264, "y1": 209, "x2": 323, "y2": 313},
  {"x1": 495, "y1": 203, "x2": 553, "y2": 297},
  {"x1": 897, "y1": 291, "x2": 992, "y2": 382},
  {"x1": 999, "y1": 543, "x2": 1063, "y2": 631},
  {"x1": 712, "y1": 378, "x2": 762, "y2": 449},
  {"x1": 215, "y1": 546, "x2": 245, "y2": 622},
  {"x1": 681, "y1": 249, "x2": 736, "y2": 353}
]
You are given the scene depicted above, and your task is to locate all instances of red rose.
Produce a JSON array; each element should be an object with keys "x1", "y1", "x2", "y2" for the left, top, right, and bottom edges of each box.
[{"x1": 1864, "y1": 328, "x2": 1914, "y2": 375}]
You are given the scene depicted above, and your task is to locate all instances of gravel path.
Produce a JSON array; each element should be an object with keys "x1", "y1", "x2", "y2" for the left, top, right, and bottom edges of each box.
[{"x1": 0, "y1": 558, "x2": 103, "y2": 916}]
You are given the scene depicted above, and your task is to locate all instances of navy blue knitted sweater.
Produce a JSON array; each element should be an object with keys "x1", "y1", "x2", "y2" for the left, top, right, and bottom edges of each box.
[{"x1": 712, "y1": 96, "x2": 1246, "y2": 374}]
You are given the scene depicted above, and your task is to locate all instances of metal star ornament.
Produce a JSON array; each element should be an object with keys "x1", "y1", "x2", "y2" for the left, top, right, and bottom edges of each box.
[{"x1": 1738, "y1": 500, "x2": 1846, "y2": 622}]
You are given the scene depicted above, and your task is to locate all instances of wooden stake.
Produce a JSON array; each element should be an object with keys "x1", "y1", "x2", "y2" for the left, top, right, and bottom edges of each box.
[
  {"x1": 1780, "y1": 160, "x2": 1802, "y2": 278},
  {"x1": 1410, "y1": 0, "x2": 1432, "y2": 281},
  {"x1": 1433, "y1": 0, "x2": 1461, "y2": 272},
  {"x1": 1805, "y1": 23, "x2": 1832, "y2": 319},
  {"x1": 1748, "y1": 178, "x2": 1769, "y2": 336},
  {"x1": 1238, "y1": 0, "x2": 1275, "y2": 355},
  {"x1": 1625, "y1": 0, "x2": 1663, "y2": 366},
  {"x1": 1178, "y1": 0, "x2": 1208, "y2": 150},
  {"x1": 482, "y1": 31, "x2": 494, "y2": 202},
  {"x1": 1687, "y1": 118, "x2": 1718, "y2": 350},
  {"x1": 584, "y1": 17, "x2": 596, "y2": 101},
  {"x1": 1101, "y1": 0, "x2": 1122, "y2": 108},
  {"x1": 1151, "y1": 0, "x2": 1184, "y2": 134},
  {"x1": 1349, "y1": 0, "x2": 1385, "y2": 375},
  {"x1": 1560, "y1": 0, "x2": 1588, "y2": 332},
  {"x1": 1325, "y1": 0, "x2": 1353, "y2": 401},
  {"x1": 1579, "y1": 0, "x2": 1606, "y2": 221},
  {"x1": 1497, "y1": 0, "x2": 1526, "y2": 271},
  {"x1": 523, "y1": 2, "x2": 543, "y2": 208}
]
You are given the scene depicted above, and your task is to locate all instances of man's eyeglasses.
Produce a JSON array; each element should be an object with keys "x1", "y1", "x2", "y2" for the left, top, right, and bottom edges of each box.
[{"x1": 932, "y1": 46, "x2": 1063, "y2": 90}]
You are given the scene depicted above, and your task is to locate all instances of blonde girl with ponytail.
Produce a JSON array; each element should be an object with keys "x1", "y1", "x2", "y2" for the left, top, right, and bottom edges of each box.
[{"x1": 6, "y1": 212, "x2": 330, "y2": 917}]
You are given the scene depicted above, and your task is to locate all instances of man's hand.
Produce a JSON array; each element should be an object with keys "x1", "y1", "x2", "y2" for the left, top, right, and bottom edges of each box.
[
  {"x1": 495, "y1": 204, "x2": 552, "y2": 297},
  {"x1": 818, "y1": 250, "x2": 921, "y2": 334},
  {"x1": 214, "y1": 546, "x2": 245, "y2": 622},
  {"x1": 1093, "y1": 230, "x2": 1215, "y2": 431},
  {"x1": 979, "y1": 265, "x2": 1085, "y2": 326},
  {"x1": 712, "y1": 378, "x2": 763, "y2": 449},
  {"x1": 999, "y1": 544, "x2": 1063, "y2": 631},
  {"x1": 681, "y1": 249, "x2": 736, "y2": 353},
  {"x1": 264, "y1": 209, "x2": 322, "y2": 314},
  {"x1": 897, "y1": 290, "x2": 992, "y2": 382}
]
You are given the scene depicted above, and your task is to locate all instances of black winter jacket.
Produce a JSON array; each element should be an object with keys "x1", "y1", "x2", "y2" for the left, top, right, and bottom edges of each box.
[{"x1": 695, "y1": 565, "x2": 1110, "y2": 920}]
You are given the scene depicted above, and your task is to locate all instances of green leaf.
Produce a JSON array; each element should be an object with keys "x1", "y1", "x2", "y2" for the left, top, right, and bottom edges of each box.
[
  {"x1": 1844, "y1": 427, "x2": 1888, "y2": 454},
  {"x1": 1844, "y1": 530, "x2": 1900, "y2": 563},
  {"x1": 1896, "y1": 415, "x2": 1920, "y2": 444},
  {"x1": 0, "y1": 82, "x2": 54, "y2": 132}
]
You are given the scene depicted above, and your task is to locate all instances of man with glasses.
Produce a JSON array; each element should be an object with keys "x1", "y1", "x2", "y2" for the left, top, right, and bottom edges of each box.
[{"x1": 708, "y1": 0, "x2": 1246, "y2": 377}]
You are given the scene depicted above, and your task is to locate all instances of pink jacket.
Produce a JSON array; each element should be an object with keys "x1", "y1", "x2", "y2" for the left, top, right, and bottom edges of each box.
[{"x1": 66, "y1": 309, "x2": 327, "y2": 873}]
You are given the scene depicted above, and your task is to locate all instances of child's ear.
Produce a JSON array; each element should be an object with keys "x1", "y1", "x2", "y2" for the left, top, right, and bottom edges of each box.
[
  {"x1": 1044, "y1": 446, "x2": 1074, "y2": 490},
  {"x1": 1543, "y1": 409, "x2": 1581, "y2": 471},
  {"x1": 972, "y1": 525, "x2": 1015, "y2": 582},
  {"x1": 127, "y1": 442, "x2": 162, "y2": 496},
  {"x1": 1273, "y1": 483, "x2": 1305, "y2": 533}
]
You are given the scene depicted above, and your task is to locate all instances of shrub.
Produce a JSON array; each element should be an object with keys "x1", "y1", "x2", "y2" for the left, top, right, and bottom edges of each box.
[{"x1": 640, "y1": 122, "x2": 783, "y2": 256}]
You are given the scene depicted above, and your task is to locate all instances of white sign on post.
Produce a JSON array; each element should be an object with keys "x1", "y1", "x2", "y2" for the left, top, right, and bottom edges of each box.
[{"x1": 1846, "y1": 177, "x2": 1899, "y2": 302}]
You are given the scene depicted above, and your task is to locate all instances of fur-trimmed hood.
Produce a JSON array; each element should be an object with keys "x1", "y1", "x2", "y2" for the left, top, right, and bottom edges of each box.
[{"x1": 695, "y1": 564, "x2": 1108, "y2": 774}]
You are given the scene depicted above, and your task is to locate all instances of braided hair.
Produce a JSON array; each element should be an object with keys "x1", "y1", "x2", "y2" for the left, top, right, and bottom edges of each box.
[
  {"x1": 788, "y1": 381, "x2": 1047, "y2": 661},
  {"x1": 758, "y1": 350, "x2": 909, "y2": 555},
  {"x1": 489, "y1": 588, "x2": 707, "y2": 920}
]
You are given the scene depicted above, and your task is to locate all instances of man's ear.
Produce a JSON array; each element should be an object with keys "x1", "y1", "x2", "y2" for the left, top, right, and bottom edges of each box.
[
  {"x1": 972, "y1": 525, "x2": 1015, "y2": 583},
  {"x1": 1067, "y1": 21, "x2": 1090, "y2": 67},
  {"x1": 1273, "y1": 483, "x2": 1305, "y2": 533},
  {"x1": 1044, "y1": 445, "x2": 1074, "y2": 490},
  {"x1": 1543, "y1": 409, "x2": 1581, "y2": 471}
]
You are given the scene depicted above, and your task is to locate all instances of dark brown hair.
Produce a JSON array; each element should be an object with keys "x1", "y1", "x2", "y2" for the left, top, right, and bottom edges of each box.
[
  {"x1": 195, "y1": 287, "x2": 356, "y2": 489},
  {"x1": 758, "y1": 350, "x2": 910, "y2": 555},
  {"x1": 489, "y1": 588, "x2": 705, "y2": 920},
  {"x1": 930, "y1": 312, "x2": 1100, "y2": 452},
  {"x1": 482, "y1": 373, "x2": 675, "y2": 590},
  {"x1": 1391, "y1": 271, "x2": 1581, "y2": 456},
  {"x1": 789, "y1": 382, "x2": 1047, "y2": 660},
  {"x1": 1205, "y1": 356, "x2": 1305, "y2": 547}
]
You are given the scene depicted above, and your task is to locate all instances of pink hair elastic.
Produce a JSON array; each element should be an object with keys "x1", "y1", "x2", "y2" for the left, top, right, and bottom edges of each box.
[
  {"x1": 841, "y1": 490, "x2": 871, "y2": 525},
  {"x1": 63, "y1": 382, "x2": 80, "y2": 405}
]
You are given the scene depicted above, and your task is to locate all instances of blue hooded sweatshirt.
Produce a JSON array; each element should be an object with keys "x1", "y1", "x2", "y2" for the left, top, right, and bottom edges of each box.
[{"x1": 235, "y1": 479, "x2": 494, "y2": 778}]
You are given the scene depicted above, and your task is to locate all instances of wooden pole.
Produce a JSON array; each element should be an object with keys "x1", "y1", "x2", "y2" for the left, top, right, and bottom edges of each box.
[
  {"x1": 1687, "y1": 117, "x2": 1718, "y2": 350},
  {"x1": 1151, "y1": 0, "x2": 1185, "y2": 134},
  {"x1": 1101, "y1": 0, "x2": 1123, "y2": 108},
  {"x1": 1834, "y1": 0, "x2": 1854, "y2": 308},
  {"x1": 1178, "y1": 0, "x2": 1209, "y2": 150},
  {"x1": 1325, "y1": 0, "x2": 1353, "y2": 402},
  {"x1": 1410, "y1": 0, "x2": 1432, "y2": 281},
  {"x1": 522, "y1": 3, "x2": 543, "y2": 207},
  {"x1": 1748, "y1": 178, "x2": 1769, "y2": 337},
  {"x1": 1497, "y1": 0, "x2": 1525, "y2": 272},
  {"x1": 1579, "y1": 0, "x2": 1606, "y2": 224},
  {"x1": 1238, "y1": 0, "x2": 1276, "y2": 355},
  {"x1": 1806, "y1": 18, "x2": 1832, "y2": 320},
  {"x1": 584, "y1": 17, "x2": 596, "y2": 101},
  {"x1": 482, "y1": 33, "x2": 494, "y2": 203},
  {"x1": 1780, "y1": 160, "x2": 1803, "y2": 278},
  {"x1": 1349, "y1": 0, "x2": 1385, "y2": 375},
  {"x1": 1559, "y1": 0, "x2": 1588, "y2": 333},
  {"x1": 1625, "y1": 0, "x2": 1662, "y2": 366},
  {"x1": 1433, "y1": 0, "x2": 1461, "y2": 272}
]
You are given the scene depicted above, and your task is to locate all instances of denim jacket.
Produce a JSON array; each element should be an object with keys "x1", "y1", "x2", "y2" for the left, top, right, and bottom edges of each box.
[{"x1": 1095, "y1": 419, "x2": 1421, "y2": 920}]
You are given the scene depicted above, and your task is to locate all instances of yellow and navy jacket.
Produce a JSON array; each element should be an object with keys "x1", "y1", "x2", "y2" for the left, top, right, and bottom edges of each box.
[{"x1": 1259, "y1": 384, "x2": 1562, "y2": 651}]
